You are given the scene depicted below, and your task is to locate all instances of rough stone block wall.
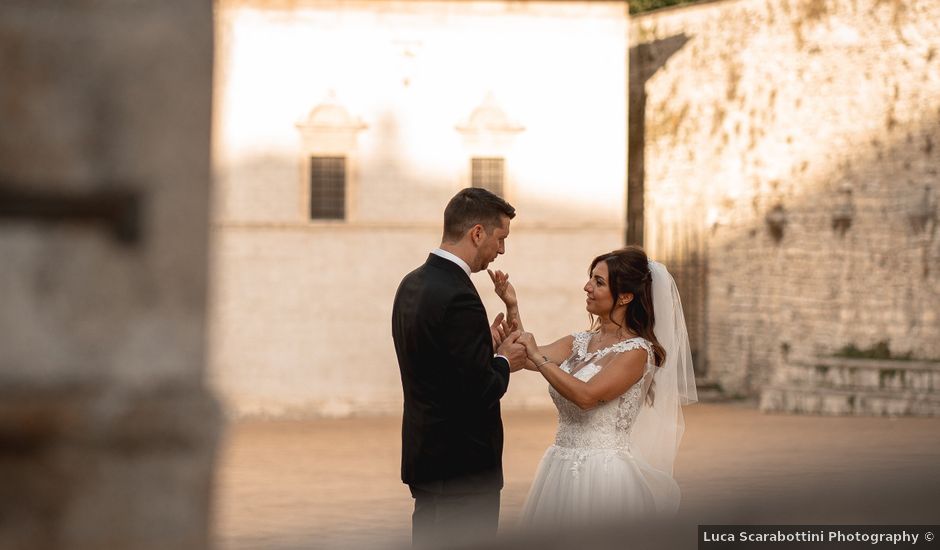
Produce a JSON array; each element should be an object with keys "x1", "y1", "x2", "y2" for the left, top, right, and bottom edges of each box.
[{"x1": 633, "y1": 0, "x2": 940, "y2": 395}]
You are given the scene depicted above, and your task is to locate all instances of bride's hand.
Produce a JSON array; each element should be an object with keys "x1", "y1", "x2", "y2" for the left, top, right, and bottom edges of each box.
[
  {"x1": 518, "y1": 332, "x2": 541, "y2": 361},
  {"x1": 487, "y1": 269, "x2": 517, "y2": 307}
]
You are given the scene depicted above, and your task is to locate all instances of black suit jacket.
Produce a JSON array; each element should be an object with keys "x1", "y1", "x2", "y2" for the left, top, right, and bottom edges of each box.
[{"x1": 391, "y1": 254, "x2": 511, "y2": 494}]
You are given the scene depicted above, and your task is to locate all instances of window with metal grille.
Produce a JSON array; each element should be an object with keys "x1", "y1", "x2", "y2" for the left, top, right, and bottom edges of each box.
[
  {"x1": 471, "y1": 157, "x2": 504, "y2": 197},
  {"x1": 309, "y1": 156, "x2": 346, "y2": 220}
]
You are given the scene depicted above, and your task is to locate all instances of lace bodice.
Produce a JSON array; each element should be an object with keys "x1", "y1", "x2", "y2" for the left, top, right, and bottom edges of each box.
[{"x1": 549, "y1": 332, "x2": 653, "y2": 453}]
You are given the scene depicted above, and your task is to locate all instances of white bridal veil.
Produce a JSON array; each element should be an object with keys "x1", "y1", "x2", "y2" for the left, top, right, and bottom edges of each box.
[{"x1": 631, "y1": 261, "x2": 698, "y2": 511}]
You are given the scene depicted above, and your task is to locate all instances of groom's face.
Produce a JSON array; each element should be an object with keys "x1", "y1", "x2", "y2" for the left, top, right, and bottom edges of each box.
[{"x1": 473, "y1": 215, "x2": 510, "y2": 272}]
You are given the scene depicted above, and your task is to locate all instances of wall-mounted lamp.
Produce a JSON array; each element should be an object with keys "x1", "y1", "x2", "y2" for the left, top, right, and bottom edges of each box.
[
  {"x1": 831, "y1": 182, "x2": 854, "y2": 236},
  {"x1": 909, "y1": 185, "x2": 936, "y2": 234},
  {"x1": 706, "y1": 206, "x2": 722, "y2": 232},
  {"x1": 765, "y1": 203, "x2": 787, "y2": 243}
]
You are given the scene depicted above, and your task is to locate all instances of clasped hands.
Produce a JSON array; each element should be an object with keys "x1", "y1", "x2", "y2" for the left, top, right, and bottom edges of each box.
[{"x1": 490, "y1": 313, "x2": 541, "y2": 372}]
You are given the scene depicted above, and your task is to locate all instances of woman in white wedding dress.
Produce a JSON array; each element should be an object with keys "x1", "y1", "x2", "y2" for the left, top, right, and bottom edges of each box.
[{"x1": 488, "y1": 246, "x2": 697, "y2": 528}]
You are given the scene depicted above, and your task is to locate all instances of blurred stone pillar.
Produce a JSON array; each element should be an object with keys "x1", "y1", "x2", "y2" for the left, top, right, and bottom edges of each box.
[{"x1": 0, "y1": 2, "x2": 219, "y2": 549}]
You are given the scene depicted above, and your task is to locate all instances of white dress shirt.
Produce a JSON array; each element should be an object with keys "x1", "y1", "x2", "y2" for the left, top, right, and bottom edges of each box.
[{"x1": 431, "y1": 248, "x2": 472, "y2": 277}]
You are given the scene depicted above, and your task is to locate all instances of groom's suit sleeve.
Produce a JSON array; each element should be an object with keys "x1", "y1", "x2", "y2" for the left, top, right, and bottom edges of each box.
[{"x1": 443, "y1": 290, "x2": 510, "y2": 409}]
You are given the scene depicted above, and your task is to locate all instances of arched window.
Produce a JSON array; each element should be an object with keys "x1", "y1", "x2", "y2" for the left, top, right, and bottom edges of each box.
[
  {"x1": 296, "y1": 93, "x2": 366, "y2": 222},
  {"x1": 457, "y1": 93, "x2": 523, "y2": 201}
]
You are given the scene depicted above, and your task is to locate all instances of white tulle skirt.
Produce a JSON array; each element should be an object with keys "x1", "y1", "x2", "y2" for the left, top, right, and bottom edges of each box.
[{"x1": 519, "y1": 445, "x2": 680, "y2": 528}]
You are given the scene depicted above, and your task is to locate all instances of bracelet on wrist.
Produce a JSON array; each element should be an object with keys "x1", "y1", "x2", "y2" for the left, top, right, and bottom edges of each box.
[{"x1": 536, "y1": 355, "x2": 552, "y2": 368}]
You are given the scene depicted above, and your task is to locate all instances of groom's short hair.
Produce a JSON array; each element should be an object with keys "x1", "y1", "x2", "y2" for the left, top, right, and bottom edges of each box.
[{"x1": 442, "y1": 187, "x2": 516, "y2": 242}]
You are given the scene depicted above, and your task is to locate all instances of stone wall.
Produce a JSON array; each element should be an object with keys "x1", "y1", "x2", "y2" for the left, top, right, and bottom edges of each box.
[
  {"x1": 0, "y1": 2, "x2": 219, "y2": 548},
  {"x1": 633, "y1": 0, "x2": 940, "y2": 395}
]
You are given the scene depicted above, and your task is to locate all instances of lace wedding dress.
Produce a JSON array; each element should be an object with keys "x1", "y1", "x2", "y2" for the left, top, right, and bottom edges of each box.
[{"x1": 519, "y1": 331, "x2": 681, "y2": 527}]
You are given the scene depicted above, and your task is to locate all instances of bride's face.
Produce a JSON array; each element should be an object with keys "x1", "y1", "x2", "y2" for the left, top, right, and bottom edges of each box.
[{"x1": 584, "y1": 261, "x2": 614, "y2": 316}]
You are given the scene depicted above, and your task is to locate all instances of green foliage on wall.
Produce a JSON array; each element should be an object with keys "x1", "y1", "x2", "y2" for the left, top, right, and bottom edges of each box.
[
  {"x1": 834, "y1": 341, "x2": 913, "y2": 361},
  {"x1": 630, "y1": 0, "x2": 702, "y2": 15}
]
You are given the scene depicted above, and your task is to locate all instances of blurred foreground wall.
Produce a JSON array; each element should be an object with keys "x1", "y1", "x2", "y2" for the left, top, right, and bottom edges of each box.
[{"x1": 0, "y1": 2, "x2": 220, "y2": 548}]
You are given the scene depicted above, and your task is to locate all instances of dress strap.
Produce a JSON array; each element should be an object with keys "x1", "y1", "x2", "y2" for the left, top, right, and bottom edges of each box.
[
  {"x1": 571, "y1": 331, "x2": 592, "y2": 357},
  {"x1": 596, "y1": 337, "x2": 651, "y2": 361},
  {"x1": 570, "y1": 332, "x2": 653, "y2": 359}
]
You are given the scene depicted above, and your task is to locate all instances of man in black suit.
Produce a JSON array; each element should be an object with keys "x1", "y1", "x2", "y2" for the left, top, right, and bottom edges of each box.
[{"x1": 392, "y1": 188, "x2": 528, "y2": 547}]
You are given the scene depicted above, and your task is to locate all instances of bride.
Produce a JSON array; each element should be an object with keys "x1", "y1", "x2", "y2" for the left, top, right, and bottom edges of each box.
[{"x1": 488, "y1": 246, "x2": 697, "y2": 527}]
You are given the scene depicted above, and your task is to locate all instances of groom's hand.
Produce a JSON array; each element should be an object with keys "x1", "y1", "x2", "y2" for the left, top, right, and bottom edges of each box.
[
  {"x1": 489, "y1": 312, "x2": 510, "y2": 349},
  {"x1": 497, "y1": 330, "x2": 527, "y2": 373}
]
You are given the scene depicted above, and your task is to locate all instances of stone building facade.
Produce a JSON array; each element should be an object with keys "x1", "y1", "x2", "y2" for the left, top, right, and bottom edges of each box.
[
  {"x1": 633, "y1": 0, "x2": 940, "y2": 396},
  {"x1": 210, "y1": 0, "x2": 630, "y2": 416},
  {"x1": 211, "y1": 0, "x2": 939, "y2": 415}
]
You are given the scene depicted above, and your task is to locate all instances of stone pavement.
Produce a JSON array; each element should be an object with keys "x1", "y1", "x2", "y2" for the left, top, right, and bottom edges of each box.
[{"x1": 212, "y1": 403, "x2": 940, "y2": 549}]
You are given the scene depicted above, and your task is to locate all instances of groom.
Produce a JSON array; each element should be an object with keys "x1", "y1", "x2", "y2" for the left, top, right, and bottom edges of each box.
[{"x1": 392, "y1": 187, "x2": 528, "y2": 547}]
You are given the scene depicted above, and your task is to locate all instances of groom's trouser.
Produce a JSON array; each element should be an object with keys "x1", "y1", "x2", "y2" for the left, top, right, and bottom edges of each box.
[{"x1": 410, "y1": 487, "x2": 500, "y2": 548}]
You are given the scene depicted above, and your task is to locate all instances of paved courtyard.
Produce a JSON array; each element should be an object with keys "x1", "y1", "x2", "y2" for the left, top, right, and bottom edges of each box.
[{"x1": 212, "y1": 403, "x2": 940, "y2": 549}]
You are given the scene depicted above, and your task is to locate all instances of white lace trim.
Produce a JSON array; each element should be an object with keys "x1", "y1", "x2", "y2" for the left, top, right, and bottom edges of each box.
[
  {"x1": 571, "y1": 331, "x2": 653, "y2": 362},
  {"x1": 547, "y1": 444, "x2": 633, "y2": 478},
  {"x1": 549, "y1": 444, "x2": 632, "y2": 459}
]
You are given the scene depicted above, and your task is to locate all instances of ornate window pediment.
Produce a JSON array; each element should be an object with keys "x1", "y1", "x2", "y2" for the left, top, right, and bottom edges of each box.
[
  {"x1": 296, "y1": 92, "x2": 367, "y2": 152},
  {"x1": 456, "y1": 92, "x2": 524, "y2": 137}
]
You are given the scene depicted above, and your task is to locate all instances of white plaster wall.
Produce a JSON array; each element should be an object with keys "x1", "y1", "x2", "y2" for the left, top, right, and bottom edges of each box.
[{"x1": 210, "y1": 0, "x2": 628, "y2": 417}]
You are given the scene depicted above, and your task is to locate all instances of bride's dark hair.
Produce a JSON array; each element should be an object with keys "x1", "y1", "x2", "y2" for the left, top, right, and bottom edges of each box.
[{"x1": 589, "y1": 246, "x2": 666, "y2": 369}]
